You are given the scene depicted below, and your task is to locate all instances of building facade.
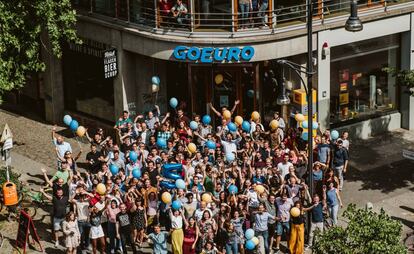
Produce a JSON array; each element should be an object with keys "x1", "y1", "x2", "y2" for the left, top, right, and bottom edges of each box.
[{"x1": 20, "y1": 0, "x2": 414, "y2": 137}]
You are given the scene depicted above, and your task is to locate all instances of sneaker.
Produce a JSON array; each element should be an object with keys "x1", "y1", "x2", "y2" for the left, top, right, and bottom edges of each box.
[
  {"x1": 55, "y1": 241, "x2": 60, "y2": 248},
  {"x1": 87, "y1": 245, "x2": 93, "y2": 251},
  {"x1": 274, "y1": 247, "x2": 280, "y2": 253}
]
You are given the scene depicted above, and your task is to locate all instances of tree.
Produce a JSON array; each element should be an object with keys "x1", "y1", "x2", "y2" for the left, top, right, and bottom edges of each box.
[
  {"x1": 313, "y1": 204, "x2": 407, "y2": 254},
  {"x1": 383, "y1": 67, "x2": 414, "y2": 96},
  {"x1": 0, "y1": 0, "x2": 80, "y2": 102}
]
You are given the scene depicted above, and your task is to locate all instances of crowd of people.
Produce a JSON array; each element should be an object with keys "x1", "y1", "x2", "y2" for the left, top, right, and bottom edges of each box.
[{"x1": 43, "y1": 100, "x2": 350, "y2": 254}]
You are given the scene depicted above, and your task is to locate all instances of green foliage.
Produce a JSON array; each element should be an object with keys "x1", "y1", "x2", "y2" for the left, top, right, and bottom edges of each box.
[
  {"x1": 0, "y1": 166, "x2": 21, "y2": 191},
  {"x1": 0, "y1": 0, "x2": 80, "y2": 102},
  {"x1": 383, "y1": 67, "x2": 414, "y2": 96},
  {"x1": 313, "y1": 204, "x2": 407, "y2": 254}
]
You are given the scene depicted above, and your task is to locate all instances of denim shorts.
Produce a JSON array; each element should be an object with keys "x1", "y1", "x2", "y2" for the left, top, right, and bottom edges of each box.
[{"x1": 276, "y1": 221, "x2": 290, "y2": 236}]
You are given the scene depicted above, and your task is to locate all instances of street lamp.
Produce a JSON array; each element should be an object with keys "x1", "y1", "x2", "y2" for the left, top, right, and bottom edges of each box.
[{"x1": 345, "y1": 0, "x2": 363, "y2": 32}]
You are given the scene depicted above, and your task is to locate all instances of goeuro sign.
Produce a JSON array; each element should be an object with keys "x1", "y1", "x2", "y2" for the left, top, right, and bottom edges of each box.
[{"x1": 173, "y1": 46, "x2": 255, "y2": 63}]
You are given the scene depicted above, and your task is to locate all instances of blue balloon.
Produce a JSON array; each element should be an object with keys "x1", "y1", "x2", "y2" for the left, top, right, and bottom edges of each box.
[
  {"x1": 175, "y1": 179, "x2": 186, "y2": 189},
  {"x1": 160, "y1": 181, "x2": 176, "y2": 189},
  {"x1": 69, "y1": 120, "x2": 79, "y2": 132},
  {"x1": 242, "y1": 121, "x2": 251, "y2": 132},
  {"x1": 226, "y1": 153, "x2": 235, "y2": 162},
  {"x1": 157, "y1": 138, "x2": 167, "y2": 148},
  {"x1": 245, "y1": 240, "x2": 256, "y2": 250},
  {"x1": 247, "y1": 89, "x2": 254, "y2": 98},
  {"x1": 245, "y1": 228, "x2": 255, "y2": 240},
  {"x1": 301, "y1": 132, "x2": 309, "y2": 141},
  {"x1": 206, "y1": 140, "x2": 216, "y2": 150},
  {"x1": 110, "y1": 164, "x2": 119, "y2": 175},
  {"x1": 228, "y1": 185, "x2": 238, "y2": 194},
  {"x1": 302, "y1": 120, "x2": 308, "y2": 129},
  {"x1": 129, "y1": 151, "x2": 138, "y2": 162},
  {"x1": 169, "y1": 97, "x2": 178, "y2": 108},
  {"x1": 312, "y1": 121, "x2": 319, "y2": 129},
  {"x1": 227, "y1": 122, "x2": 237, "y2": 132},
  {"x1": 331, "y1": 130, "x2": 340, "y2": 140},
  {"x1": 63, "y1": 115, "x2": 72, "y2": 126},
  {"x1": 151, "y1": 76, "x2": 160, "y2": 85},
  {"x1": 189, "y1": 121, "x2": 198, "y2": 130},
  {"x1": 202, "y1": 115, "x2": 211, "y2": 125},
  {"x1": 172, "y1": 200, "x2": 182, "y2": 210},
  {"x1": 132, "y1": 168, "x2": 141, "y2": 178}
]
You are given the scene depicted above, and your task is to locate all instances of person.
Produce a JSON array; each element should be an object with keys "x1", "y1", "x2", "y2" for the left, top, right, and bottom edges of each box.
[
  {"x1": 62, "y1": 211, "x2": 81, "y2": 254},
  {"x1": 305, "y1": 194, "x2": 324, "y2": 248},
  {"x1": 273, "y1": 112, "x2": 286, "y2": 130},
  {"x1": 332, "y1": 140, "x2": 349, "y2": 191},
  {"x1": 116, "y1": 203, "x2": 137, "y2": 254},
  {"x1": 239, "y1": 0, "x2": 250, "y2": 29},
  {"x1": 288, "y1": 201, "x2": 305, "y2": 254},
  {"x1": 70, "y1": 188, "x2": 92, "y2": 251},
  {"x1": 106, "y1": 199, "x2": 120, "y2": 253},
  {"x1": 317, "y1": 136, "x2": 330, "y2": 165},
  {"x1": 254, "y1": 203, "x2": 275, "y2": 254},
  {"x1": 171, "y1": 0, "x2": 188, "y2": 26},
  {"x1": 147, "y1": 224, "x2": 169, "y2": 254},
  {"x1": 52, "y1": 126, "x2": 72, "y2": 160},
  {"x1": 114, "y1": 110, "x2": 133, "y2": 134},
  {"x1": 323, "y1": 181, "x2": 343, "y2": 225},
  {"x1": 277, "y1": 154, "x2": 294, "y2": 180},
  {"x1": 258, "y1": 193, "x2": 277, "y2": 251},
  {"x1": 131, "y1": 198, "x2": 147, "y2": 247},
  {"x1": 169, "y1": 208, "x2": 184, "y2": 254},
  {"x1": 183, "y1": 216, "x2": 199, "y2": 254},
  {"x1": 275, "y1": 192, "x2": 294, "y2": 252},
  {"x1": 89, "y1": 206, "x2": 106, "y2": 254},
  {"x1": 86, "y1": 144, "x2": 103, "y2": 174}
]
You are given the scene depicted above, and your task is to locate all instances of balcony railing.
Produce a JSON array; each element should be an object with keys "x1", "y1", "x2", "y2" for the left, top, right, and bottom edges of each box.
[{"x1": 72, "y1": 0, "x2": 413, "y2": 35}]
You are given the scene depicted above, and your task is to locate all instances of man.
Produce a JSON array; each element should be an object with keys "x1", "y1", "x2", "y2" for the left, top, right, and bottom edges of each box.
[
  {"x1": 52, "y1": 126, "x2": 72, "y2": 159},
  {"x1": 220, "y1": 132, "x2": 242, "y2": 160},
  {"x1": 277, "y1": 154, "x2": 294, "y2": 180},
  {"x1": 137, "y1": 122, "x2": 152, "y2": 145},
  {"x1": 183, "y1": 192, "x2": 197, "y2": 219},
  {"x1": 108, "y1": 150, "x2": 125, "y2": 173},
  {"x1": 333, "y1": 140, "x2": 349, "y2": 191},
  {"x1": 338, "y1": 131, "x2": 350, "y2": 151},
  {"x1": 208, "y1": 100, "x2": 240, "y2": 119},
  {"x1": 317, "y1": 136, "x2": 330, "y2": 165},
  {"x1": 41, "y1": 161, "x2": 71, "y2": 185},
  {"x1": 175, "y1": 108, "x2": 190, "y2": 125},
  {"x1": 304, "y1": 194, "x2": 324, "y2": 248},
  {"x1": 157, "y1": 123, "x2": 172, "y2": 142},
  {"x1": 258, "y1": 194, "x2": 277, "y2": 251},
  {"x1": 142, "y1": 160, "x2": 159, "y2": 186},
  {"x1": 86, "y1": 144, "x2": 103, "y2": 174},
  {"x1": 194, "y1": 201, "x2": 212, "y2": 221},
  {"x1": 171, "y1": 0, "x2": 188, "y2": 25},
  {"x1": 116, "y1": 203, "x2": 137, "y2": 254},
  {"x1": 273, "y1": 112, "x2": 286, "y2": 130},
  {"x1": 145, "y1": 105, "x2": 160, "y2": 132},
  {"x1": 147, "y1": 224, "x2": 169, "y2": 254},
  {"x1": 41, "y1": 187, "x2": 69, "y2": 247},
  {"x1": 254, "y1": 203, "x2": 275, "y2": 254},
  {"x1": 70, "y1": 188, "x2": 92, "y2": 251},
  {"x1": 114, "y1": 110, "x2": 133, "y2": 134},
  {"x1": 275, "y1": 193, "x2": 294, "y2": 252}
]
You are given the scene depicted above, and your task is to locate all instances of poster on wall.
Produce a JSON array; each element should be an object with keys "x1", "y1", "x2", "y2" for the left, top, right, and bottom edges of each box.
[
  {"x1": 220, "y1": 96, "x2": 229, "y2": 107},
  {"x1": 340, "y1": 93, "x2": 349, "y2": 105},
  {"x1": 104, "y1": 48, "x2": 118, "y2": 79},
  {"x1": 339, "y1": 69, "x2": 349, "y2": 82}
]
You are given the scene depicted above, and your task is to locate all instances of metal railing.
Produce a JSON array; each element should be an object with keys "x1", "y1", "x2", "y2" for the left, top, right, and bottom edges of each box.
[{"x1": 71, "y1": 0, "x2": 412, "y2": 34}]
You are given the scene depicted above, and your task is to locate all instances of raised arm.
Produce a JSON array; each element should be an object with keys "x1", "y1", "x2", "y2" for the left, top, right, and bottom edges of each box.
[
  {"x1": 230, "y1": 100, "x2": 240, "y2": 114},
  {"x1": 209, "y1": 102, "x2": 221, "y2": 117},
  {"x1": 40, "y1": 187, "x2": 53, "y2": 201},
  {"x1": 41, "y1": 168, "x2": 53, "y2": 187}
]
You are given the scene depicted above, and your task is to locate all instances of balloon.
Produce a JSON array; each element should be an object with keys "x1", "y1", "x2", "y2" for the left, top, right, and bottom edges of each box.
[
  {"x1": 109, "y1": 164, "x2": 119, "y2": 175},
  {"x1": 175, "y1": 179, "x2": 186, "y2": 189},
  {"x1": 301, "y1": 132, "x2": 309, "y2": 141},
  {"x1": 302, "y1": 120, "x2": 309, "y2": 129},
  {"x1": 189, "y1": 121, "x2": 198, "y2": 130},
  {"x1": 206, "y1": 140, "x2": 216, "y2": 150},
  {"x1": 152, "y1": 76, "x2": 160, "y2": 85},
  {"x1": 215, "y1": 74, "x2": 223, "y2": 85},
  {"x1": 169, "y1": 97, "x2": 178, "y2": 108},
  {"x1": 227, "y1": 122, "x2": 237, "y2": 132},
  {"x1": 269, "y1": 120, "x2": 279, "y2": 130},
  {"x1": 129, "y1": 151, "x2": 138, "y2": 162},
  {"x1": 201, "y1": 193, "x2": 212, "y2": 203},
  {"x1": 226, "y1": 153, "x2": 235, "y2": 162},
  {"x1": 312, "y1": 121, "x2": 319, "y2": 129},
  {"x1": 251, "y1": 236, "x2": 259, "y2": 246},
  {"x1": 202, "y1": 115, "x2": 211, "y2": 125},
  {"x1": 132, "y1": 168, "x2": 141, "y2": 178},
  {"x1": 157, "y1": 138, "x2": 167, "y2": 148},
  {"x1": 234, "y1": 116, "x2": 243, "y2": 126},
  {"x1": 242, "y1": 121, "x2": 251, "y2": 132},
  {"x1": 245, "y1": 229, "x2": 255, "y2": 240},
  {"x1": 255, "y1": 185, "x2": 265, "y2": 194},
  {"x1": 63, "y1": 115, "x2": 72, "y2": 126},
  {"x1": 295, "y1": 113, "x2": 305, "y2": 122},
  {"x1": 160, "y1": 181, "x2": 176, "y2": 189},
  {"x1": 152, "y1": 84, "x2": 159, "y2": 93},
  {"x1": 96, "y1": 183, "x2": 106, "y2": 195},
  {"x1": 161, "y1": 192, "x2": 172, "y2": 203},
  {"x1": 172, "y1": 200, "x2": 182, "y2": 210},
  {"x1": 228, "y1": 185, "x2": 238, "y2": 194},
  {"x1": 69, "y1": 120, "x2": 79, "y2": 132},
  {"x1": 223, "y1": 110, "x2": 231, "y2": 120},
  {"x1": 76, "y1": 126, "x2": 86, "y2": 137},
  {"x1": 245, "y1": 240, "x2": 256, "y2": 250},
  {"x1": 187, "y1": 143, "x2": 197, "y2": 153},
  {"x1": 251, "y1": 111, "x2": 260, "y2": 121},
  {"x1": 247, "y1": 89, "x2": 255, "y2": 98},
  {"x1": 331, "y1": 130, "x2": 340, "y2": 140},
  {"x1": 290, "y1": 207, "x2": 301, "y2": 217}
]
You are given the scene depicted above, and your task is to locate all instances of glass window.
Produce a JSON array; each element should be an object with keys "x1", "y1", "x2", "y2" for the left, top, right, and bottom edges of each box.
[{"x1": 330, "y1": 34, "x2": 399, "y2": 126}]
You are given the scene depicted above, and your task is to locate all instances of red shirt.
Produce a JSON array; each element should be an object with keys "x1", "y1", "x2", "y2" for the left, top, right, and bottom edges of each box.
[{"x1": 159, "y1": 1, "x2": 173, "y2": 15}]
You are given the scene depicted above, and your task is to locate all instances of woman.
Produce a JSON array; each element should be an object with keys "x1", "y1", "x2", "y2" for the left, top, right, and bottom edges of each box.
[
  {"x1": 170, "y1": 208, "x2": 184, "y2": 254},
  {"x1": 58, "y1": 150, "x2": 82, "y2": 173},
  {"x1": 147, "y1": 192, "x2": 158, "y2": 231},
  {"x1": 224, "y1": 222, "x2": 239, "y2": 254},
  {"x1": 183, "y1": 216, "x2": 199, "y2": 254},
  {"x1": 105, "y1": 199, "x2": 120, "y2": 253},
  {"x1": 131, "y1": 198, "x2": 147, "y2": 247},
  {"x1": 89, "y1": 206, "x2": 106, "y2": 254},
  {"x1": 62, "y1": 211, "x2": 80, "y2": 254},
  {"x1": 324, "y1": 168, "x2": 340, "y2": 189},
  {"x1": 230, "y1": 210, "x2": 245, "y2": 253},
  {"x1": 289, "y1": 201, "x2": 305, "y2": 254},
  {"x1": 177, "y1": 120, "x2": 192, "y2": 143},
  {"x1": 198, "y1": 210, "x2": 217, "y2": 251},
  {"x1": 323, "y1": 181, "x2": 343, "y2": 225}
]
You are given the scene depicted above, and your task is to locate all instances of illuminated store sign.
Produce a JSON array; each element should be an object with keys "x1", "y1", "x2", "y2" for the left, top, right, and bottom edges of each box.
[{"x1": 172, "y1": 46, "x2": 255, "y2": 63}]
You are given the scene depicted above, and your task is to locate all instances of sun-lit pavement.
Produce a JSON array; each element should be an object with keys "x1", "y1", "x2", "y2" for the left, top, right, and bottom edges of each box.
[{"x1": 1, "y1": 109, "x2": 414, "y2": 253}]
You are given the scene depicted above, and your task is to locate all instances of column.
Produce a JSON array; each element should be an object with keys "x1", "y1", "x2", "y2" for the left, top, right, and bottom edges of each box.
[{"x1": 317, "y1": 30, "x2": 331, "y2": 131}]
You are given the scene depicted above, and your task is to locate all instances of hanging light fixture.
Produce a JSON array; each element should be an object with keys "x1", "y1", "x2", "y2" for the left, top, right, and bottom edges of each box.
[{"x1": 345, "y1": 0, "x2": 363, "y2": 32}]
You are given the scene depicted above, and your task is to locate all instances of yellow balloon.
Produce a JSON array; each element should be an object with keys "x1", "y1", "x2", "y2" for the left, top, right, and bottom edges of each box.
[
  {"x1": 76, "y1": 126, "x2": 86, "y2": 137},
  {"x1": 295, "y1": 113, "x2": 305, "y2": 122},
  {"x1": 188, "y1": 143, "x2": 197, "y2": 153},
  {"x1": 255, "y1": 185, "x2": 265, "y2": 194},
  {"x1": 234, "y1": 116, "x2": 243, "y2": 126},
  {"x1": 161, "y1": 192, "x2": 172, "y2": 203},
  {"x1": 290, "y1": 207, "x2": 301, "y2": 217},
  {"x1": 269, "y1": 120, "x2": 279, "y2": 130},
  {"x1": 201, "y1": 193, "x2": 212, "y2": 203},
  {"x1": 251, "y1": 111, "x2": 260, "y2": 121},
  {"x1": 96, "y1": 183, "x2": 106, "y2": 195},
  {"x1": 223, "y1": 110, "x2": 231, "y2": 120},
  {"x1": 252, "y1": 236, "x2": 259, "y2": 246},
  {"x1": 215, "y1": 74, "x2": 224, "y2": 85}
]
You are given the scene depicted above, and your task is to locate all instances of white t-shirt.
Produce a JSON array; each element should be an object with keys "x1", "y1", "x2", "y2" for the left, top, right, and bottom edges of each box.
[{"x1": 277, "y1": 162, "x2": 293, "y2": 180}]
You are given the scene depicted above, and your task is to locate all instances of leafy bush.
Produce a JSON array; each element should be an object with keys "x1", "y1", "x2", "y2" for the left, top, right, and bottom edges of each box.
[{"x1": 0, "y1": 166, "x2": 21, "y2": 191}]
